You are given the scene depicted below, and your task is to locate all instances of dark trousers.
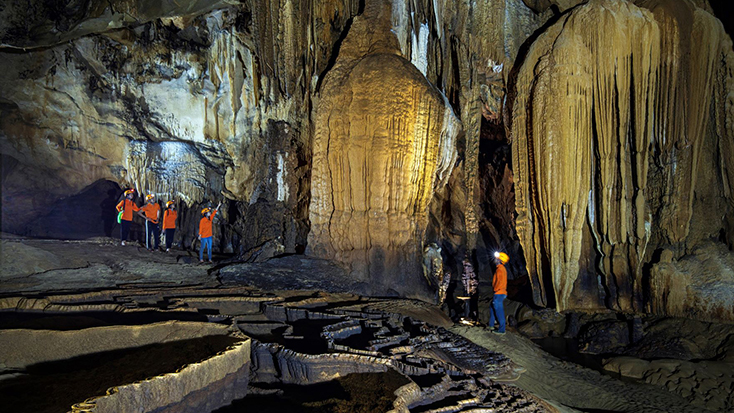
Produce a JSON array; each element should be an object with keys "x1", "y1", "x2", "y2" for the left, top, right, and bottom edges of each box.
[
  {"x1": 463, "y1": 293, "x2": 477, "y2": 319},
  {"x1": 145, "y1": 221, "x2": 160, "y2": 250},
  {"x1": 120, "y1": 220, "x2": 132, "y2": 241},
  {"x1": 165, "y1": 228, "x2": 175, "y2": 249}
]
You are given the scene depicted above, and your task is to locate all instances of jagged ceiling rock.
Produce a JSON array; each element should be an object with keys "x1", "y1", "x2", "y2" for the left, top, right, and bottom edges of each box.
[
  {"x1": 509, "y1": 0, "x2": 734, "y2": 319},
  {"x1": 1, "y1": 0, "x2": 554, "y2": 284},
  {"x1": 0, "y1": 0, "x2": 235, "y2": 49},
  {"x1": 0, "y1": 1, "x2": 359, "y2": 247},
  {"x1": 3, "y1": 0, "x2": 732, "y2": 322},
  {"x1": 307, "y1": 0, "x2": 460, "y2": 299}
]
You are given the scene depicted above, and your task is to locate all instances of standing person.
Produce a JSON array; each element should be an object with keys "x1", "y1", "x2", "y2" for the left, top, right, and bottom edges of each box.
[
  {"x1": 116, "y1": 189, "x2": 140, "y2": 246},
  {"x1": 137, "y1": 194, "x2": 161, "y2": 251},
  {"x1": 461, "y1": 253, "x2": 478, "y2": 323},
  {"x1": 162, "y1": 200, "x2": 177, "y2": 252},
  {"x1": 198, "y1": 202, "x2": 221, "y2": 263},
  {"x1": 489, "y1": 251, "x2": 509, "y2": 335}
]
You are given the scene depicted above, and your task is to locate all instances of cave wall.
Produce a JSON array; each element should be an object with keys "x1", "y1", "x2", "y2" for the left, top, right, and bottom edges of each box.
[
  {"x1": 1, "y1": 0, "x2": 734, "y2": 320},
  {"x1": 509, "y1": 0, "x2": 734, "y2": 320},
  {"x1": 0, "y1": 0, "x2": 359, "y2": 252},
  {"x1": 0, "y1": 0, "x2": 550, "y2": 284}
]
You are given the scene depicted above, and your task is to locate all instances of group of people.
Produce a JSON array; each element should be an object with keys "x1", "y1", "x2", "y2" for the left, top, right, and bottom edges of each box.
[
  {"x1": 118, "y1": 188, "x2": 510, "y2": 329},
  {"x1": 460, "y1": 250, "x2": 509, "y2": 335},
  {"x1": 115, "y1": 188, "x2": 221, "y2": 263}
]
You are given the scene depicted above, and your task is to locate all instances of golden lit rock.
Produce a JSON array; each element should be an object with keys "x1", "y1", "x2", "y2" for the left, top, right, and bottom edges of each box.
[
  {"x1": 308, "y1": 0, "x2": 460, "y2": 297},
  {"x1": 510, "y1": 0, "x2": 733, "y2": 314}
]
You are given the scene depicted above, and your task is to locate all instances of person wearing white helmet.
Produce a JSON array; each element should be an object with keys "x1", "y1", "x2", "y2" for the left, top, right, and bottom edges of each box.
[{"x1": 489, "y1": 251, "x2": 509, "y2": 334}]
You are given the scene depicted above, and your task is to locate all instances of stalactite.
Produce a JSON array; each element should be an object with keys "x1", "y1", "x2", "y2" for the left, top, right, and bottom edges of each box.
[{"x1": 510, "y1": 0, "x2": 730, "y2": 313}]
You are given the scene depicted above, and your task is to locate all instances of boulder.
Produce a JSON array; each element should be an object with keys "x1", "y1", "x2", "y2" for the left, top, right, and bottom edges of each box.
[{"x1": 578, "y1": 320, "x2": 629, "y2": 354}]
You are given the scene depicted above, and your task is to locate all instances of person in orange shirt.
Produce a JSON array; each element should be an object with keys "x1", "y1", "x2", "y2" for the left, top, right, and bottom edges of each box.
[
  {"x1": 198, "y1": 202, "x2": 221, "y2": 263},
  {"x1": 162, "y1": 200, "x2": 177, "y2": 252},
  {"x1": 489, "y1": 251, "x2": 509, "y2": 334},
  {"x1": 137, "y1": 194, "x2": 161, "y2": 251},
  {"x1": 116, "y1": 189, "x2": 140, "y2": 246}
]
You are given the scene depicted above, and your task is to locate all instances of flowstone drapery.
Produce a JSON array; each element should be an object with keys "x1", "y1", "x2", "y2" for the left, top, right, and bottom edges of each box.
[
  {"x1": 510, "y1": 0, "x2": 734, "y2": 316},
  {"x1": 307, "y1": 0, "x2": 459, "y2": 298}
]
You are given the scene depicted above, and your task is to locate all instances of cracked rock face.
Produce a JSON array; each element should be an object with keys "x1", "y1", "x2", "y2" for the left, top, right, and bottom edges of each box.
[
  {"x1": 1, "y1": 0, "x2": 552, "y2": 299},
  {"x1": 307, "y1": 0, "x2": 460, "y2": 299},
  {"x1": 509, "y1": 0, "x2": 734, "y2": 319},
  {"x1": 2, "y1": 0, "x2": 734, "y2": 323}
]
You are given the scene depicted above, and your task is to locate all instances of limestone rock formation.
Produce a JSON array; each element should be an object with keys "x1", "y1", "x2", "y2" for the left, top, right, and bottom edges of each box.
[
  {"x1": 307, "y1": 0, "x2": 460, "y2": 299},
  {"x1": 0, "y1": 0, "x2": 346, "y2": 252},
  {"x1": 509, "y1": 0, "x2": 734, "y2": 318},
  {"x1": 2, "y1": 0, "x2": 734, "y2": 323},
  {"x1": 650, "y1": 242, "x2": 734, "y2": 323}
]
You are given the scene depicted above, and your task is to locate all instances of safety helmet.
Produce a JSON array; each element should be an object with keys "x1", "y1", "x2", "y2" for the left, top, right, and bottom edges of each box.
[
  {"x1": 145, "y1": 194, "x2": 155, "y2": 201},
  {"x1": 124, "y1": 189, "x2": 135, "y2": 195},
  {"x1": 494, "y1": 251, "x2": 510, "y2": 264},
  {"x1": 166, "y1": 201, "x2": 175, "y2": 207},
  {"x1": 201, "y1": 208, "x2": 211, "y2": 215}
]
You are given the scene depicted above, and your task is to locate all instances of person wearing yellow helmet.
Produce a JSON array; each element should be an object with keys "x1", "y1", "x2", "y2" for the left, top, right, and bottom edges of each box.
[
  {"x1": 162, "y1": 200, "x2": 177, "y2": 252},
  {"x1": 137, "y1": 194, "x2": 161, "y2": 251},
  {"x1": 198, "y1": 202, "x2": 221, "y2": 263},
  {"x1": 489, "y1": 251, "x2": 510, "y2": 334},
  {"x1": 115, "y1": 188, "x2": 140, "y2": 246}
]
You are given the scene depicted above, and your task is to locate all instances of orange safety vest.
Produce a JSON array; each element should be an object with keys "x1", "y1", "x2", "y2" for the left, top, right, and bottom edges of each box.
[
  {"x1": 493, "y1": 264, "x2": 507, "y2": 295},
  {"x1": 198, "y1": 209, "x2": 217, "y2": 238},
  {"x1": 116, "y1": 199, "x2": 140, "y2": 222},
  {"x1": 140, "y1": 203, "x2": 161, "y2": 224},
  {"x1": 163, "y1": 210, "x2": 177, "y2": 230}
]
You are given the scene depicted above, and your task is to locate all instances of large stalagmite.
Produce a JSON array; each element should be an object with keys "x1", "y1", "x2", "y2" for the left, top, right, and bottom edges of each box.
[
  {"x1": 510, "y1": 0, "x2": 734, "y2": 318},
  {"x1": 308, "y1": 0, "x2": 460, "y2": 298}
]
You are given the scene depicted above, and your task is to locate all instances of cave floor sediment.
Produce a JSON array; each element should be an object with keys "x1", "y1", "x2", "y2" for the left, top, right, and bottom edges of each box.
[{"x1": 0, "y1": 236, "x2": 715, "y2": 413}]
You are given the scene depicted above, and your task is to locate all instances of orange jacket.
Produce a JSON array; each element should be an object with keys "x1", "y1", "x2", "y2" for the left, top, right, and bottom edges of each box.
[
  {"x1": 140, "y1": 203, "x2": 161, "y2": 224},
  {"x1": 493, "y1": 264, "x2": 507, "y2": 295},
  {"x1": 198, "y1": 209, "x2": 217, "y2": 238},
  {"x1": 163, "y1": 210, "x2": 177, "y2": 230},
  {"x1": 116, "y1": 199, "x2": 140, "y2": 221}
]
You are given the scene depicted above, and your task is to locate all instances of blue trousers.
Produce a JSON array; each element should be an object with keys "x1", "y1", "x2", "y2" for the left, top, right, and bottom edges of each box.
[
  {"x1": 489, "y1": 294, "x2": 507, "y2": 332},
  {"x1": 200, "y1": 236, "x2": 212, "y2": 261}
]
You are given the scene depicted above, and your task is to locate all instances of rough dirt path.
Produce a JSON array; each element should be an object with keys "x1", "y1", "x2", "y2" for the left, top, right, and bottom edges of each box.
[{"x1": 452, "y1": 325, "x2": 713, "y2": 413}]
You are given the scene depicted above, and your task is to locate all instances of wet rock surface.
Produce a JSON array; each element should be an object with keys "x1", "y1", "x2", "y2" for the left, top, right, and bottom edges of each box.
[
  {"x1": 3, "y1": 237, "x2": 731, "y2": 412},
  {"x1": 0, "y1": 335, "x2": 242, "y2": 413},
  {"x1": 510, "y1": 300, "x2": 734, "y2": 412},
  {"x1": 0, "y1": 237, "x2": 553, "y2": 413}
]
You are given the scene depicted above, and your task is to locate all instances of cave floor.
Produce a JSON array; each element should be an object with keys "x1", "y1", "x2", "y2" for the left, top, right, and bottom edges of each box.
[
  {"x1": 0, "y1": 235, "x2": 715, "y2": 413},
  {"x1": 453, "y1": 325, "x2": 707, "y2": 413}
]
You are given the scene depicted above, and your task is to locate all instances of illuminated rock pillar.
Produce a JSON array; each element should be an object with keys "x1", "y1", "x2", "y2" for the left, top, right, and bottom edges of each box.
[
  {"x1": 510, "y1": 0, "x2": 732, "y2": 312},
  {"x1": 307, "y1": 0, "x2": 460, "y2": 298}
]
